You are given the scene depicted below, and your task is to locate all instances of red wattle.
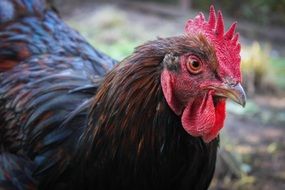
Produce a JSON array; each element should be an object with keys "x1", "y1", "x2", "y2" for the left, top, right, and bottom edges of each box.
[
  {"x1": 203, "y1": 100, "x2": 226, "y2": 142},
  {"x1": 181, "y1": 92, "x2": 226, "y2": 143}
]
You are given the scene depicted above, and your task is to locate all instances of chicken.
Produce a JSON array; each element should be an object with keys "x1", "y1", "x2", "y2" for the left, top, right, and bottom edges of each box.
[{"x1": 0, "y1": 1, "x2": 246, "y2": 190}]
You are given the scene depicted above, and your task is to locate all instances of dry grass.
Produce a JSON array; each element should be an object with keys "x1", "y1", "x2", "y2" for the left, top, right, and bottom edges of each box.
[{"x1": 241, "y1": 42, "x2": 278, "y2": 96}]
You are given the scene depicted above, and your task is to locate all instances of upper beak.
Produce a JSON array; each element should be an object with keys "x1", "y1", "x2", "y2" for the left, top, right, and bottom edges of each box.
[{"x1": 213, "y1": 82, "x2": 247, "y2": 107}]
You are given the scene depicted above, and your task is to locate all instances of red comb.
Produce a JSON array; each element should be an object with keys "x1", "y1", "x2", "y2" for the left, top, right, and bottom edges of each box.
[{"x1": 185, "y1": 5, "x2": 241, "y2": 81}]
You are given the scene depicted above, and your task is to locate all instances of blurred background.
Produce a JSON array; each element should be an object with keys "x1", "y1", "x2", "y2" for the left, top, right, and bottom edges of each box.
[{"x1": 53, "y1": 0, "x2": 285, "y2": 189}]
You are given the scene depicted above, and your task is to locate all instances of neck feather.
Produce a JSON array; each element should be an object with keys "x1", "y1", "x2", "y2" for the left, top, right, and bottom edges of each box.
[{"x1": 78, "y1": 37, "x2": 217, "y2": 160}]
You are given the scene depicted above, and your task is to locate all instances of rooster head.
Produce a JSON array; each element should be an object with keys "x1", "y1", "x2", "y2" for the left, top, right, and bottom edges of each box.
[{"x1": 161, "y1": 5, "x2": 246, "y2": 143}]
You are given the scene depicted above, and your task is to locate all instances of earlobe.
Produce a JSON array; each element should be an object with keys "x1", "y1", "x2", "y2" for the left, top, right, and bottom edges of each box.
[
  {"x1": 162, "y1": 53, "x2": 180, "y2": 72},
  {"x1": 161, "y1": 70, "x2": 183, "y2": 115}
]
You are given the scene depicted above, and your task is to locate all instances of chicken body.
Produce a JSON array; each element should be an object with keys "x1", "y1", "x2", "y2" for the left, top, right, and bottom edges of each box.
[{"x1": 0, "y1": 1, "x2": 116, "y2": 189}]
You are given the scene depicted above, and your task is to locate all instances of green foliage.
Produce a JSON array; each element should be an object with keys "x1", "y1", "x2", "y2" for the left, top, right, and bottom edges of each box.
[
  {"x1": 242, "y1": 42, "x2": 269, "y2": 81},
  {"x1": 130, "y1": 0, "x2": 285, "y2": 25},
  {"x1": 67, "y1": 6, "x2": 143, "y2": 60},
  {"x1": 241, "y1": 42, "x2": 281, "y2": 95},
  {"x1": 269, "y1": 57, "x2": 285, "y2": 89},
  {"x1": 67, "y1": 5, "x2": 180, "y2": 60},
  {"x1": 192, "y1": 0, "x2": 285, "y2": 25}
]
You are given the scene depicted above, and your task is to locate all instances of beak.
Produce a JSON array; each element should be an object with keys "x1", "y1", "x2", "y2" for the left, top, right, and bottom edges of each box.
[{"x1": 213, "y1": 82, "x2": 247, "y2": 107}]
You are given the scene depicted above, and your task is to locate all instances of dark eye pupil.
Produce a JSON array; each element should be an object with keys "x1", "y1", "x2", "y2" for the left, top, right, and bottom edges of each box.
[{"x1": 192, "y1": 61, "x2": 200, "y2": 68}]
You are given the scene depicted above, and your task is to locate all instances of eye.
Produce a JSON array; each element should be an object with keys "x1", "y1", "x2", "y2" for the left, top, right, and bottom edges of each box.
[{"x1": 186, "y1": 56, "x2": 203, "y2": 74}]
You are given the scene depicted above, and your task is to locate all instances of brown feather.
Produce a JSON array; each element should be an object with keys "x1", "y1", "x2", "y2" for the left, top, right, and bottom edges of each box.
[{"x1": 76, "y1": 35, "x2": 219, "y2": 189}]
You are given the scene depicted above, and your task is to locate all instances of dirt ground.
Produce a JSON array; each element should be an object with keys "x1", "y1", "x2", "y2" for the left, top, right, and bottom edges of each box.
[
  {"x1": 217, "y1": 109, "x2": 285, "y2": 190},
  {"x1": 58, "y1": 1, "x2": 285, "y2": 189}
]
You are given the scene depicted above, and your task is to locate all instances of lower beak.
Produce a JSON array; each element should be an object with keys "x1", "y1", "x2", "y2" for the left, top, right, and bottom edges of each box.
[{"x1": 214, "y1": 82, "x2": 247, "y2": 107}]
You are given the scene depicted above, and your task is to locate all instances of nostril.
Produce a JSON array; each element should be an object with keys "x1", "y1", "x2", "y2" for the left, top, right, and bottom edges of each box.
[{"x1": 224, "y1": 77, "x2": 236, "y2": 86}]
